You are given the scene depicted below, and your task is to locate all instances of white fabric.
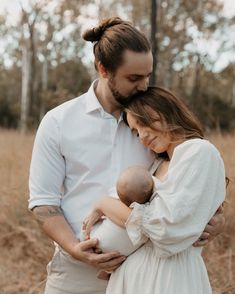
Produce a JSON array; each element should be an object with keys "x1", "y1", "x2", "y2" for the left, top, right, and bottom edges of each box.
[
  {"x1": 106, "y1": 138, "x2": 226, "y2": 294},
  {"x1": 44, "y1": 246, "x2": 108, "y2": 294},
  {"x1": 89, "y1": 218, "x2": 143, "y2": 256},
  {"x1": 29, "y1": 80, "x2": 155, "y2": 238},
  {"x1": 79, "y1": 191, "x2": 144, "y2": 256}
]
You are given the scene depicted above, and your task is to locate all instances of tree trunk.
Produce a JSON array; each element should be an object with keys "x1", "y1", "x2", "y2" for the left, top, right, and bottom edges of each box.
[
  {"x1": 231, "y1": 82, "x2": 235, "y2": 107},
  {"x1": 40, "y1": 57, "x2": 48, "y2": 121},
  {"x1": 191, "y1": 55, "x2": 201, "y2": 106},
  {"x1": 150, "y1": 0, "x2": 157, "y2": 85},
  {"x1": 20, "y1": 46, "x2": 31, "y2": 133}
]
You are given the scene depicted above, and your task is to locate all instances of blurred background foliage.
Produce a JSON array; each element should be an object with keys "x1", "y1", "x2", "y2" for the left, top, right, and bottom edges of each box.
[{"x1": 0, "y1": 0, "x2": 235, "y2": 132}]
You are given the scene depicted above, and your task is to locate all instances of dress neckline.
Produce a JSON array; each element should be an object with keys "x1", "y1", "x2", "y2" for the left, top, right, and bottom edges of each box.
[{"x1": 149, "y1": 158, "x2": 165, "y2": 176}]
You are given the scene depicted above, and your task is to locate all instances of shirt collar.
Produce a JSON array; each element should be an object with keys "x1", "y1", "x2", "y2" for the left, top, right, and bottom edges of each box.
[
  {"x1": 85, "y1": 80, "x2": 103, "y2": 114},
  {"x1": 85, "y1": 79, "x2": 124, "y2": 122}
]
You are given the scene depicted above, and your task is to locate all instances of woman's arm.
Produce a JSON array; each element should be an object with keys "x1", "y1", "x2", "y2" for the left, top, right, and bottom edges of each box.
[{"x1": 125, "y1": 140, "x2": 226, "y2": 256}]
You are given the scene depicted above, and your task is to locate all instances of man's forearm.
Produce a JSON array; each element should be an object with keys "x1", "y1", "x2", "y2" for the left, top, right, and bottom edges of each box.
[
  {"x1": 32, "y1": 205, "x2": 126, "y2": 270},
  {"x1": 32, "y1": 205, "x2": 79, "y2": 257}
]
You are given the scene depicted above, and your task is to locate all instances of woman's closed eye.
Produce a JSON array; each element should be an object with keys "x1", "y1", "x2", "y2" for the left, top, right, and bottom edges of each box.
[{"x1": 131, "y1": 129, "x2": 139, "y2": 137}]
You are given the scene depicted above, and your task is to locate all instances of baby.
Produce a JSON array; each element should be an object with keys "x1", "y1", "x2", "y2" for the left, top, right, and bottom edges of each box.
[
  {"x1": 80, "y1": 166, "x2": 155, "y2": 279},
  {"x1": 81, "y1": 165, "x2": 154, "y2": 279}
]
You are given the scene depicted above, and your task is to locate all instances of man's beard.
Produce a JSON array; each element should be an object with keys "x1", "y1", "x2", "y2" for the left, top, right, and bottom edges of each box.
[{"x1": 108, "y1": 78, "x2": 132, "y2": 106}]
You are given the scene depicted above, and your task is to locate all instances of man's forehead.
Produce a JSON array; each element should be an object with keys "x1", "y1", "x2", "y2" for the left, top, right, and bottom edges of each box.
[{"x1": 118, "y1": 50, "x2": 153, "y2": 75}]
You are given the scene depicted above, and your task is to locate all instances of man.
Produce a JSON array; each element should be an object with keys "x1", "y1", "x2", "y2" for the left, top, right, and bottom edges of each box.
[{"x1": 29, "y1": 17, "x2": 224, "y2": 294}]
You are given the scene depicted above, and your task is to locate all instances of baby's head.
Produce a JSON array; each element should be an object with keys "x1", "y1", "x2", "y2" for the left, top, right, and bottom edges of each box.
[{"x1": 116, "y1": 166, "x2": 154, "y2": 206}]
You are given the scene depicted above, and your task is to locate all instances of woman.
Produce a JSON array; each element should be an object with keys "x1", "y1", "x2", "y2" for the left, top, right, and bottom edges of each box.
[{"x1": 84, "y1": 86, "x2": 226, "y2": 293}]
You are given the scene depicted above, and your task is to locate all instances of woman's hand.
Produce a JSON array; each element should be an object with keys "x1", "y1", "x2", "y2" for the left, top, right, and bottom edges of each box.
[{"x1": 82, "y1": 209, "x2": 104, "y2": 240}]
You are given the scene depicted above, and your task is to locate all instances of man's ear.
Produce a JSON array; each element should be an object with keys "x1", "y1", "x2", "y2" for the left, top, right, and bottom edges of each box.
[{"x1": 97, "y1": 62, "x2": 109, "y2": 78}]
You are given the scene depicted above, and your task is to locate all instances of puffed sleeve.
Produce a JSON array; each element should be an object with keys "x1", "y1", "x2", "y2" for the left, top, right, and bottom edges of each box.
[
  {"x1": 125, "y1": 139, "x2": 226, "y2": 257},
  {"x1": 28, "y1": 111, "x2": 65, "y2": 209}
]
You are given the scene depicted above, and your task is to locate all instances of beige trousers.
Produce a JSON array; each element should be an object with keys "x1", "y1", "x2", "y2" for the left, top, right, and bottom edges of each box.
[{"x1": 44, "y1": 247, "x2": 107, "y2": 294}]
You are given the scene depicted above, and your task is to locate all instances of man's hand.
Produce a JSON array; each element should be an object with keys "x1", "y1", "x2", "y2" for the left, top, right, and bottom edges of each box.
[
  {"x1": 32, "y1": 205, "x2": 125, "y2": 271},
  {"x1": 70, "y1": 238, "x2": 126, "y2": 271},
  {"x1": 193, "y1": 205, "x2": 225, "y2": 247}
]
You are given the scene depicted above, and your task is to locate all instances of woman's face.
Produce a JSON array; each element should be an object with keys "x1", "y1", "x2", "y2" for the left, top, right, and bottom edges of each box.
[{"x1": 126, "y1": 111, "x2": 174, "y2": 156}]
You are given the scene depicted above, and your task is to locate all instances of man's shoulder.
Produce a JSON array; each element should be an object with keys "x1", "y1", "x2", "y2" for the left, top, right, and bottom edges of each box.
[
  {"x1": 37, "y1": 93, "x2": 87, "y2": 132},
  {"x1": 45, "y1": 92, "x2": 88, "y2": 123},
  {"x1": 50, "y1": 93, "x2": 86, "y2": 114}
]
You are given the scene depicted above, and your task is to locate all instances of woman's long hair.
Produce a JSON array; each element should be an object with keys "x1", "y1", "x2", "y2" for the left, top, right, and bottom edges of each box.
[
  {"x1": 123, "y1": 86, "x2": 204, "y2": 159},
  {"x1": 124, "y1": 86, "x2": 204, "y2": 139},
  {"x1": 124, "y1": 86, "x2": 230, "y2": 189}
]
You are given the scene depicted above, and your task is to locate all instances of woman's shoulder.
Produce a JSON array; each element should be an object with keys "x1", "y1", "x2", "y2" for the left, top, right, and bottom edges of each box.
[
  {"x1": 177, "y1": 138, "x2": 219, "y2": 155},
  {"x1": 172, "y1": 138, "x2": 222, "y2": 164}
]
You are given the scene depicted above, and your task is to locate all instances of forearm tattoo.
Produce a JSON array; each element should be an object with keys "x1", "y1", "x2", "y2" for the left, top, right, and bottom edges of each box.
[{"x1": 32, "y1": 205, "x2": 63, "y2": 225}]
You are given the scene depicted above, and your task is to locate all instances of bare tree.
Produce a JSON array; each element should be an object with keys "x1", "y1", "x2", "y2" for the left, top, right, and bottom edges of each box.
[
  {"x1": 20, "y1": 46, "x2": 30, "y2": 133},
  {"x1": 19, "y1": 3, "x2": 39, "y2": 132},
  {"x1": 150, "y1": 0, "x2": 157, "y2": 85}
]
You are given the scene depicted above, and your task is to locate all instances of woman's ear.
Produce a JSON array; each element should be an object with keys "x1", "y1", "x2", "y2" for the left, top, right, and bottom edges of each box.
[{"x1": 97, "y1": 61, "x2": 109, "y2": 78}]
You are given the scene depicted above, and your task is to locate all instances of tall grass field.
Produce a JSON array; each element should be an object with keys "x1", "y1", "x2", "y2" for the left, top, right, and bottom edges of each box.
[{"x1": 0, "y1": 129, "x2": 234, "y2": 293}]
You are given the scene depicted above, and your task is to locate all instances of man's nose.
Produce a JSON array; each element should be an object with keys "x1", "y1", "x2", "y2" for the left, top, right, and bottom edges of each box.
[{"x1": 136, "y1": 78, "x2": 149, "y2": 92}]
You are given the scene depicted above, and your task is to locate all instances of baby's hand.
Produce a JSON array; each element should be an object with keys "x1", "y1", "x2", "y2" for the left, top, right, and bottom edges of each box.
[{"x1": 83, "y1": 210, "x2": 104, "y2": 239}]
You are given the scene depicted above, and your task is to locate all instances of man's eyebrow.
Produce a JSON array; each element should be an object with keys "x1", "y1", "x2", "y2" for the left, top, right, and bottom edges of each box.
[
  {"x1": 129, "y1": 74, "x2": 142, "y2": 77},
  {"x1": 128, "y1": 72, "x2": 152, "y2": 78}
]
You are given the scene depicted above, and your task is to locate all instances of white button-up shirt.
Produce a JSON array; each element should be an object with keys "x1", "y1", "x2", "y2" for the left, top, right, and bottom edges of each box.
[{"x1": 29, "y1": 80, "x2": 155, "y2": 237}]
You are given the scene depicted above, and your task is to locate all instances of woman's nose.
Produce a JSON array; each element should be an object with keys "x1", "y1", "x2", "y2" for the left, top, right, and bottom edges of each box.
[{"x1": 138, "y1": 129, "x2": 149, "y2": 144}]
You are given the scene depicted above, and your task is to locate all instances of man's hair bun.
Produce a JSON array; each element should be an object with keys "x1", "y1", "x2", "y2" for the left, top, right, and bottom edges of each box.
[
  {"x1": 82, "y1": 17, "x2": 125, "y2": 42},
  {"x1": 82, "y1": 26, "x2": 104, "y2": 42}
]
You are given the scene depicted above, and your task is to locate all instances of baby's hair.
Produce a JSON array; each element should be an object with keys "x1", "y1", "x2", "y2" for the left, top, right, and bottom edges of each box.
[{"x1": 117, "y1": 166, "x2": 154, "y2": 206}]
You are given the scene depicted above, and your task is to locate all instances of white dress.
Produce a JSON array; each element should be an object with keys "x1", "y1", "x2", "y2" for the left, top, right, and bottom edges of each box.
[{"x1": 106, "y1": 139, "x2": 226, "y2": 294}]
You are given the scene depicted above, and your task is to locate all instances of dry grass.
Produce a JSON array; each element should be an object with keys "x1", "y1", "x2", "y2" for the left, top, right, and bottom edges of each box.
[
  {"x1": 203, "y1": 134, "x2": 235, "y2": 294},
  {"x1": 0, "y1": 129, "x2": 234, "y2": 293},
  {"x1": 0, "y1": 129, "x2": 53, "y2": 294}
]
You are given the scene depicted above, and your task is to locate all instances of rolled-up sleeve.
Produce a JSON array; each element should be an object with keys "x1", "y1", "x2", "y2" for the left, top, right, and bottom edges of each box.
[
  {"x1": 28, "y1": 112, "x2": 65, "y2": 209},
  {"x1": 125, "y1": 140, "x2": 226, "y2": 257}
]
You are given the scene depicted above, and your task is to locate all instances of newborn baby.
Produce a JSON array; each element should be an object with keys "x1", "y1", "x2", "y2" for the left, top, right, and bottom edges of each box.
[{"x1": 81, "y1": 166, "x2": 154, "y2": 255}]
